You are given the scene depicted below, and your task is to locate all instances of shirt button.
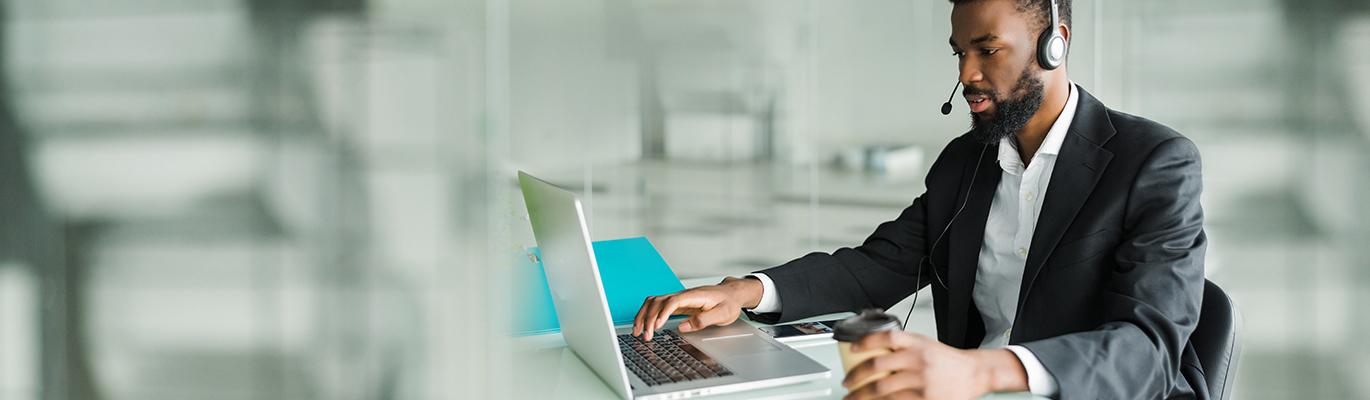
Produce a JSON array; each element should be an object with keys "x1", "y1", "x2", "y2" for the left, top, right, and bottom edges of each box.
[
  {"x1": 1017, "y1": 248, "x2": 1027, "y2": 257},
  {"x1": 1005, "y1": 329, "x2": 1012, "y2": 338},
  {"x1": 1025, "y1": 192, "x2": 1034, "y2": 201}
]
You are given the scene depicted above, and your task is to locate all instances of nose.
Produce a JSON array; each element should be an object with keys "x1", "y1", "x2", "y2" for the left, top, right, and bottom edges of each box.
[{"x1": 958, "y1": 57, "x2": 983, "y2": 87}]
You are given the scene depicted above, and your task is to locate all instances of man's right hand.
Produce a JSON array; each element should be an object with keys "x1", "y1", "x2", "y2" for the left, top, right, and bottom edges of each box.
[{"x1": 631, "y1": 276, "x2": 765, "y2": 341}]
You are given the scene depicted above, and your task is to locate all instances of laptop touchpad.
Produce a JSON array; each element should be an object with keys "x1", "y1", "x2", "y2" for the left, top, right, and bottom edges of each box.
[{"x1": 696, "y1": 334, "x2": 780, "y2": 355}]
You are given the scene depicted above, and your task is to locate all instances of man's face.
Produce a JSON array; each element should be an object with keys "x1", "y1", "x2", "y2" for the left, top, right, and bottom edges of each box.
[{"x1": 950, "y1": 0, "x2": 1047, "y2": 144}]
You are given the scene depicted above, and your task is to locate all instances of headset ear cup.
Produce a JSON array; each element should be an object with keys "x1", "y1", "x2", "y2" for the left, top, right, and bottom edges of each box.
[
  {"x1": 1037, "y1": 0, "x2": 1066, "y2": 70},
  {"x1": 1037, "y1": 30, "x2": 1065, "y2": 70}
]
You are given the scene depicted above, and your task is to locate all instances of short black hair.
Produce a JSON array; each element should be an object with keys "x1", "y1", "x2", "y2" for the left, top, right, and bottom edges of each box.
[{"x1": 949, "y1": 0, "x2": 1072, "y2": 33}]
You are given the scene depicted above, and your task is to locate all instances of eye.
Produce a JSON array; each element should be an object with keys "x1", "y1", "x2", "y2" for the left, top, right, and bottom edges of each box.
[
  {"x1": 953, "y1": 51, "x2": 965, "y2": 58},
  {"x1": 981, "y1": 48, "x2": 999, "y2": 55}
]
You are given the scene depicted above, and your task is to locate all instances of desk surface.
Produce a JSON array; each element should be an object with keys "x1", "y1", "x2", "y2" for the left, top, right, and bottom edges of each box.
[{"x1": 511, "y1": 277, "x2": 1043, "y2": 400}]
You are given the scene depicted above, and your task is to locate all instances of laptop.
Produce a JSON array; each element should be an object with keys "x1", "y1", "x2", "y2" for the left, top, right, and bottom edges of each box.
[{"x1": 519, "y1": 171, "x2": 830, "y2": 400}]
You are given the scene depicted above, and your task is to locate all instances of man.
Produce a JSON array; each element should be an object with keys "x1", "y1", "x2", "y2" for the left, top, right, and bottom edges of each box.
[{"x1": 633, "y1": 0, "x2": 1208, "y2": 399}]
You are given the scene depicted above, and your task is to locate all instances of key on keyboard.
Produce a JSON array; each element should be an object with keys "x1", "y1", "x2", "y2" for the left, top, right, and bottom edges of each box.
[{"x1": 617, "y1": 330, "x2": 734, "y2": 386}]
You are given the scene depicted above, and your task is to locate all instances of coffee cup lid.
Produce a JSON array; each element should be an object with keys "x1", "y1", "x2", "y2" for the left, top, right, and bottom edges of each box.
[{"x1": 833, "y1": 309, "x2": 903, "y2": 342}]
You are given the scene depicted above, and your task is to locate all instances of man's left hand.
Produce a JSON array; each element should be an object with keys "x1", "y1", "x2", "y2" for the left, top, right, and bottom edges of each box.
[{"x1": 841, "y1": 330, "x2": 1029, "y2": 400}]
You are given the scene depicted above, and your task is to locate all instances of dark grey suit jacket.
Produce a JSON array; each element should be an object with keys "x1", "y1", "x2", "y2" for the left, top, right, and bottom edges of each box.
[{"x1": 748, "y1": 86, "x2": 1208, "y2": 399}]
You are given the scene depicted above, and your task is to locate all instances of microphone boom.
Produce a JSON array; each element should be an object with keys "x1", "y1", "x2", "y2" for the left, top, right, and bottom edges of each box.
[{"x1": 941, "y1": 81, "x2": 961, "y2": 115}]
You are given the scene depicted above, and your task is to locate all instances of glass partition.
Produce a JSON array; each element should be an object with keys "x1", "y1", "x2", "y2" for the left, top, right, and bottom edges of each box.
[{"x1": 0, "y1": 0, "x2": 1365, "y2": 398}]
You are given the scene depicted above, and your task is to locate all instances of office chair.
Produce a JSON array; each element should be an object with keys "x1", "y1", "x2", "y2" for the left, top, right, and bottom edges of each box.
[{"x1": 1190, "y1": 279, "x2": 1243, "y2": 400}]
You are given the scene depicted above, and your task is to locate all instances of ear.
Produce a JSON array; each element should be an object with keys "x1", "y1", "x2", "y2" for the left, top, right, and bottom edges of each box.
[{"x1": 1057, "y1": 23, "x2": 1070, "y2": 47}]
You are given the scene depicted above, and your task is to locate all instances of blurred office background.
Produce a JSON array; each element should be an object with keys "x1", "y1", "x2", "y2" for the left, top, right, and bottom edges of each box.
[{"x1": 0, "y1": 0, "x2": 1366, "y2": 399}]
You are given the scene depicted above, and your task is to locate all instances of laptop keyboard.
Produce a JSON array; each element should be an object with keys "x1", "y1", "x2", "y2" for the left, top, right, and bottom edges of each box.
[{"x1": 617, "y1": 330, "x2": 734, "y2": 386}]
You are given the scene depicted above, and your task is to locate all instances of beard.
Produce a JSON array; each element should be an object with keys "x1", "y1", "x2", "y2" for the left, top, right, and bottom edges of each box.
[{"x1": 965, "y1": 66, "x2": 1046, "y2": 145}]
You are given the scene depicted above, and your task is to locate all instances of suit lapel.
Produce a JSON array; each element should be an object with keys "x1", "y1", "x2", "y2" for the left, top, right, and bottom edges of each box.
[
  {"x1": 1015, "y1": 87, "x2": 1116, "y2": 315},
  {"x1": 945, "y1": 142, "x2": 1001, "y2": 349}
]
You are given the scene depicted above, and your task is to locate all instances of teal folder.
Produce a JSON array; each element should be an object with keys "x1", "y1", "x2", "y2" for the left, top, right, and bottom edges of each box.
[{"x1": 511, "y1": 237, "x2": 686, "y2": 337}]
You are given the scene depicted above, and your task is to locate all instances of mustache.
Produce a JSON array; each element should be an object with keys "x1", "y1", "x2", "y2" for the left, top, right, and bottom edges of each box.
[{"x1": 962, "y1": 85, "x2": 997, "y2": 100}]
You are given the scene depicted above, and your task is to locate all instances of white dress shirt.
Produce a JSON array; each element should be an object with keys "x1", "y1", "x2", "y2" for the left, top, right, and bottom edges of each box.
[{"x1": 749, "y1": 83, "x2": 1079, "y2": 398}]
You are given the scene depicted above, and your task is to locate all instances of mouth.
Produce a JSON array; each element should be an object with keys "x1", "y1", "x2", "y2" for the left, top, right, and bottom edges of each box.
[{"x1": 966, "y1": 95, "x2": 992, "y2": 114}]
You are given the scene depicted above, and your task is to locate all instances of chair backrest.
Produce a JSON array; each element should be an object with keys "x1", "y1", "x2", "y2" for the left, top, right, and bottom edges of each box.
[{"x1": 1190, "y1": 279, "x2": 1243, "y2": 400}]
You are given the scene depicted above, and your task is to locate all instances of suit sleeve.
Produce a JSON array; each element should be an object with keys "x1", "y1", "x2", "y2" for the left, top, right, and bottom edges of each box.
[
  {"x1": 1020, "y1": 137, "x2": 1207, "y2": 400},
  {"x1": 743, "y1": 144, "x2": 955, "y2": 325}
]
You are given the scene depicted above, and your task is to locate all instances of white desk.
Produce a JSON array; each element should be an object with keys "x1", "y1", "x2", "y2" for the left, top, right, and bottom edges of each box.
[{"x1": 511, "y1": 277, "x2": 1043, "y2": 400}]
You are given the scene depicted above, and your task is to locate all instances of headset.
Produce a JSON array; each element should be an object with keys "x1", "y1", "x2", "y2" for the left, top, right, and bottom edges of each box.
[{"x1": 1037, "y1": 0, "x2": 1067, "y2": 70}]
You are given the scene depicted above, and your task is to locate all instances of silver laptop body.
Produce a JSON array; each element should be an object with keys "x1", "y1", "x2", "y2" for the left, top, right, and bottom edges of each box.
[{"x1": 519, "y1": 171, "x2": 830, "y2": 400}]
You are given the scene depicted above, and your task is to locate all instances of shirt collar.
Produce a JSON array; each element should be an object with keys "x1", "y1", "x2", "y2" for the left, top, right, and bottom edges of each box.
[{"x1": 996, "y1": 82, "x2": 1079, "y2": 173}]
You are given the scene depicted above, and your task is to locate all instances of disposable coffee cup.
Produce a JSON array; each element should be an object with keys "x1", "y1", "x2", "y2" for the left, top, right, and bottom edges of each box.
[{"x1": 834, "y1": 309, "x2": 903, "y2": 390}]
